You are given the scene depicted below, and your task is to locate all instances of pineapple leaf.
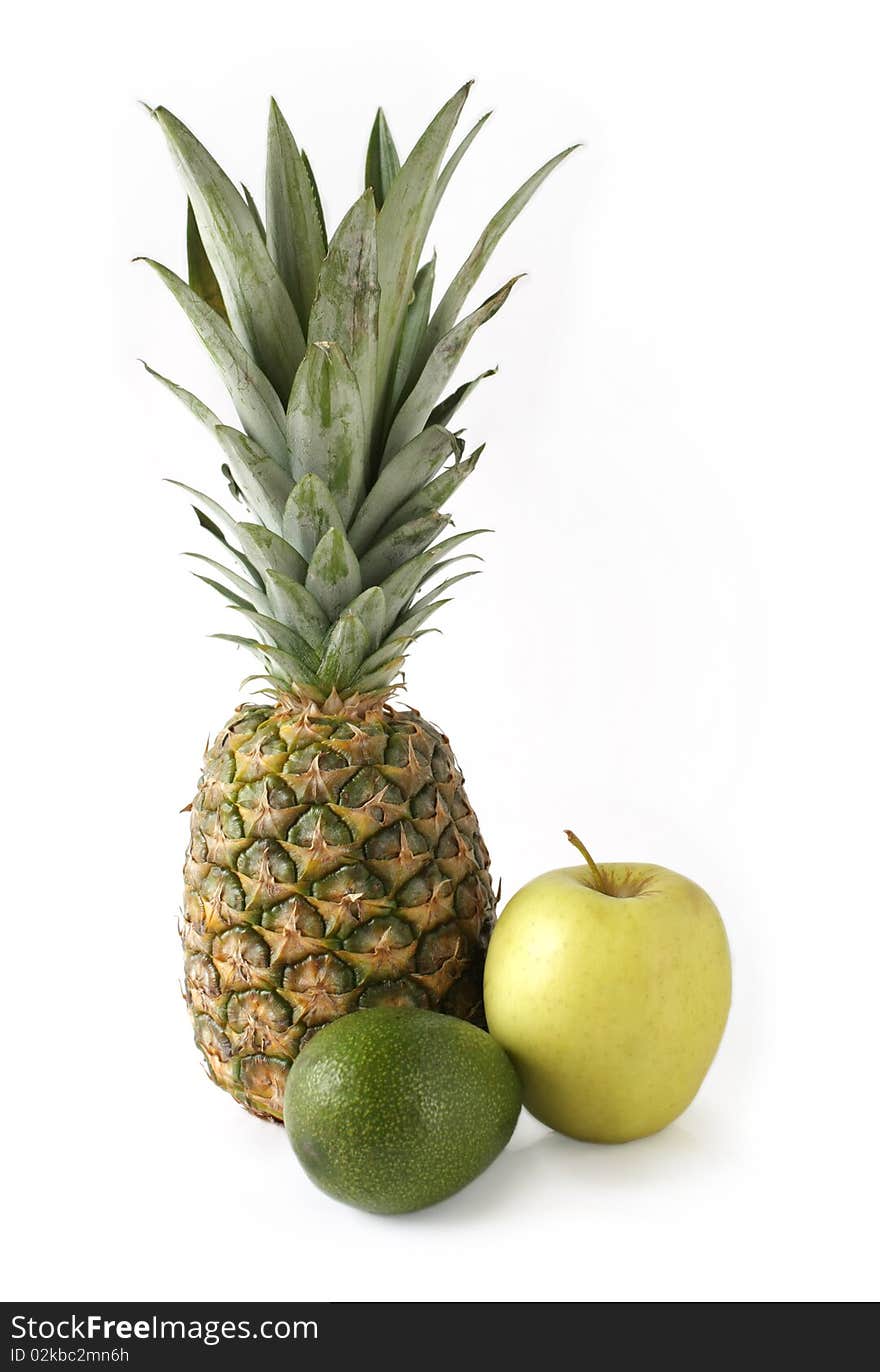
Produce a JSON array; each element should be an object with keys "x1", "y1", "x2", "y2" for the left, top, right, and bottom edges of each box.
[
  {"x1": 355, "y1": 638, "x2": 408, "y2": 679},
  {"x1": 283, "y1": 472, "x2": 346, "y2": 560},
  {"x1": 419, "y1": 551, "x2": 484, "y2": 586},
  {"x1": 384, "y1": 277, "x2": 519, "y2": 458},
  {"x1": 388, "y1": 254, "x2": 436, "y2": 416},
  {"x1": 305, "y1": 527, "x2": 362, "y2": 619},
  {"x1": 390, "y1": 596, "x2": 451, "y2": 640},
  {"x1": 420, "y1": 144, "x2": 578, "y2": 365},
  {"x1": 427, "y1": 370, "x2": 496, "y2": 429},
  {"x1": 376, "y1": 84, "x2": 470, "y2": 407},
  {"x1": 434, "y1": 111, "x2": 492, "y2": 209},
  {"x1": 318, "y1": 612, "x2": 372, "y2": 688},
  {"x1": 348, "y1": 425, "x2": 458, "y2": 555},
  {"x1": 184, "y1": 552, "x2": 271, "y2": 609},
  {"x1": 380, "y1": 529, "x2": 487, "y2": 628},
  {"x1": 139, "y1": 259, "x2": 288, "y2": 463},
  {"x1": 186, "y1": 200, "x2": 228, "y2": 321},
  {"x1": 154, "y1": 106, "x2": 304, "y2": 399},
  {"x1": 405, "y1": 568, "x2": 480, "y2": 612},
  {"x1": 213, "y1": 426, "x2": 293, "y2": 533},
  {"x1": 359, "y1": 512, "x2": 451, "y2": 585},
  {"x1": 221, "y1": 461, "x2": 243, "y2": 502},
  {"x1": 343, "y1": 586, "x2": 386, "y2": 651},
  {"x1": 143, "y1": 361, "x2": 221, "y2": 432},
  {"x1": 241, "y1": 184, "x2": 267, "y2": 241},
  {"x1": 266, "y1": 99, "x2": 327, "y2": 335},
  {"x1": 353, "y1": 658, "x2": 407, "y2": 693},
  {"x1": 194, "y1": 574, "x2": 256, "y2": 612},
  {"x1": 380, "y1": 446, "x2": 482, "y2": 536},
  {"x1": 213, "y1": 634, "x2": 322, "y2": 694},
  {"x1": 229, "y1": 607, "x2": 320, "y2": 666},
  {"x1": 236, "y1": 523, "x2": 307, "y2": 584},
  {"x1": 190, "y1": 508, "x2": 266, "y2": 588},
  {"x1": 356, "y1": 631, "x2": 434, "y2": 678},
  {"x1": 287, "y1": 342, "x2": 367, "y2": 520},
  {"x1": 301, "y1": 149, "x2": 328, "y2": 252},
  {"x1": 308, "y1": 191, "x2": 379, "y2": 432},
  {"x1": 166, "y1": 478, "x2": 242, "y2": 543},
  {"x1": 166, "y1": 483, "x2": 267, "y2": 586},
  {"x1": 264, "y1": 570, "x2": 329, "y2": 652},
  {"x1": 365, "y1": 108, "x2": 400, "y2": 210},
  {"x1": 240, "y1": 671, "x2": 294, "y2": 696},
  {"x1": 191, "y1": 505, "x2": 228, "y2": 540}
]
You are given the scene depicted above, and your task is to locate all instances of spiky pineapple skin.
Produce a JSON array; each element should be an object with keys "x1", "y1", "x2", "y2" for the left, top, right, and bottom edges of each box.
[{"x1": 182, "y1": 700, "x2": 495, "y2": 1119}]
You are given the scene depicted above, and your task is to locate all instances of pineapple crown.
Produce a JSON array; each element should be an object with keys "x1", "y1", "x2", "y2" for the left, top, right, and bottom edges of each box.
[{"x1": 141, "y1": 83, "x2": 574, "y2": 708}]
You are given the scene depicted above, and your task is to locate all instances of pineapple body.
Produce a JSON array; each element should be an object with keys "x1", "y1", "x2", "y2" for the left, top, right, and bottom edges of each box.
[
  {"x1": 145, "y1": 88, "x2": 570, "y2": 1118},
  {"x1": 183, "y1": 700, "x2": 494, "y2": 1118}
]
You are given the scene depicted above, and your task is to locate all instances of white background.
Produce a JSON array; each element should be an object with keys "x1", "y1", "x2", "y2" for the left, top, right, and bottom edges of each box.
[{"x1": 4, "y1": 0, "x2": 879, "y2": 1303}]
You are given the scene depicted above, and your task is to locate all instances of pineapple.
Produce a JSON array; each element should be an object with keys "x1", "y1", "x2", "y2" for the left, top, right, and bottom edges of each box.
[{"x1": 143, "y1": 84, "x2": 573, "y2": 1119}]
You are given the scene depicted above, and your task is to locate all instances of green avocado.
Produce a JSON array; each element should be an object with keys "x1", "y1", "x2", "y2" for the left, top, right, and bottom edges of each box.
[{"x1": 283, "y1": 1007, "x2": 522, "y2": 1214}]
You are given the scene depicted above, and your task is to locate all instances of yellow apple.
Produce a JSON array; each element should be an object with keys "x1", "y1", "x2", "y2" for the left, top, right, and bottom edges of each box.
[{"x1": 484, "y1": 834, "x2": 731, "y2": 1143}]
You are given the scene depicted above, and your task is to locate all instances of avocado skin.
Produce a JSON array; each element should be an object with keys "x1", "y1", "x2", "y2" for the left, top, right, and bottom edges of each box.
[{"x1": 283, "y1": 1008, "x2": 522, "y2": 1213}]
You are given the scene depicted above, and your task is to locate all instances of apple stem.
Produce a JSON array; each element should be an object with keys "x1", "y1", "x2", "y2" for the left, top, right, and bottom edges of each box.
[{"x1": 564, "y1": 829, "x2": 608, "y2": 893}]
